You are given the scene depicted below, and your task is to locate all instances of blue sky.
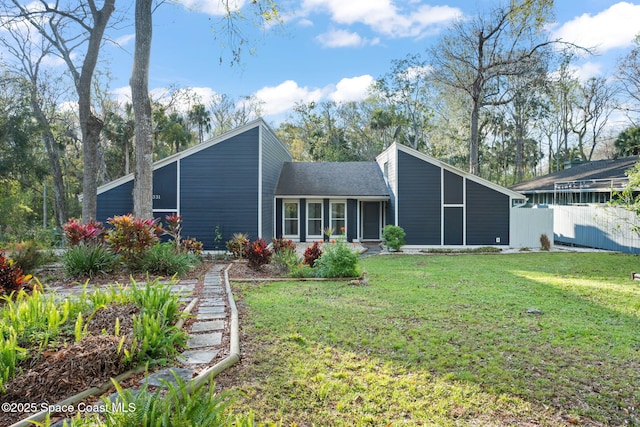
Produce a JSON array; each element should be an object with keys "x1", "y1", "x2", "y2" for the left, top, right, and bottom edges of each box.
[{"x1": 101, "y1": 1, "x2": 640, "y2": 123}]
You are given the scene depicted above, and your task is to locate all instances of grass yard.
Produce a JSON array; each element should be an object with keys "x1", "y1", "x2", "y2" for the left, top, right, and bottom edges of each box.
[{"x1": 221, "y1": 252, "x2": 640, "y2": 426}]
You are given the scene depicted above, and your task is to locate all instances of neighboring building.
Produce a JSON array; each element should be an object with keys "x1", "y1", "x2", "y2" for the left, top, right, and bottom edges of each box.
[
  {"x1": 97, "y1": 119, "x2": 539, "y2": 250},
  {"x1": 510, "y1": 157, "x2": 637, "y2": 206},
  {"x1": 510, "y1": 156, "x2": 640, "y2": 253}
]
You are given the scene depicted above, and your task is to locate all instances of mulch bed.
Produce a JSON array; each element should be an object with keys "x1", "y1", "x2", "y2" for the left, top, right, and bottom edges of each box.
[
  {"x1": 0, "y1": 261, "x2": 217, "y2": 426},
  {"x1": 0, "y1": 304, "x2": 136, "y2": 425}
]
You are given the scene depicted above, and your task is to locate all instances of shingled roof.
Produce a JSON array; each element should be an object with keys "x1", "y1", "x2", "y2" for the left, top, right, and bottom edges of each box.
[
  {"x1": 275, "y1": 162, "x2": 390, "y2": 198},
  {"x1": 510, "y1": 156, "x2": 638, "y2": 193}
]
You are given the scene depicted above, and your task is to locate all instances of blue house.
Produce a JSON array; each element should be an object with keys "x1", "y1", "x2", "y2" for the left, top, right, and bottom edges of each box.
[{"x1": 96, "y1": 119, "x2": 528, "y2": 249}]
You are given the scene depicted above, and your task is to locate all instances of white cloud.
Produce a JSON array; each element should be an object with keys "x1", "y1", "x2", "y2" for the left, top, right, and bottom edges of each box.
[
  {"x1": 254, "y1": 80, "x2": 328, "y2": 116},
  {"x1": 112, "y1": 86, "x2": 132, "y2": 104},
  {"x1": 569, "y1": 62, "x2": 603, "y2": 81},
  {"x1": 316, "y1": 29, "x2": 368, "y2": 48},
  {"x1": 329, "y1": 75, "x2": 374, "y2": 102},
  {"x1": 253, "y1": 75, "x2": 374, "y2": 116},
  {"x1": 551, "y1": 2, "x2": 640, "y2": 54},
  {"x1": 112, "y1": 33, "x2": 135, "y2": 47},
  {"x1": 300, "y1": 0, "x2": 461, "y2": 39},
  {"x1": 178, "y1": 0, "x2": 247, "y2": 16}
]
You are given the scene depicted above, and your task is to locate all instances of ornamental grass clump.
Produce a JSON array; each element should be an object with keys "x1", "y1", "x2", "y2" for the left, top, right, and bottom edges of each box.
[
  {"x1": 63, "y1": 244, "x2": 117, "y2": 278},
  {"x1": 140, "y1": 242, "x2": 200, "y2": 276}
]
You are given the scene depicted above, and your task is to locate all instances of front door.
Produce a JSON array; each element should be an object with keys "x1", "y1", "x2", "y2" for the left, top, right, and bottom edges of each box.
[{"x1": 362, "y1": 202, "x2": 381, "y2": 240}]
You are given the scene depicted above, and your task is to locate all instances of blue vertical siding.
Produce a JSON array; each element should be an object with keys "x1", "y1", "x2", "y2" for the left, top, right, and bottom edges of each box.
[
  {"x1": 397, "y1": 151, "x2": 441, "y2": 245},
  {"x1": 152, "y1": 162, "x2": 178, "y2": 210},
  {"x1": 180, "y1": 128, "x2": 260, "y2": 249},
  {"x1": 466, "y1": 180, "x2": 509, "y2": 245},
  {"x1": 261, "y1": 127, "x2": 292, "y2": 240},
  {"x1": 97, "y1": 181, "x2": 134, "y2": 223}
]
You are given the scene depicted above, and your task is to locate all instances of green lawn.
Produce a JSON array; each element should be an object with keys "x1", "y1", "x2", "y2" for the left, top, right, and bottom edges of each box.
[{"x1": 223, "y1": 252, "x2": 640, "y2": 426}]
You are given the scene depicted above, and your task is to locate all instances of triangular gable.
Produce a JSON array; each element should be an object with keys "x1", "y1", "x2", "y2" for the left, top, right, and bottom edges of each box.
[
  {"x1": 97, "y1": 118, "x2": 288, "y2": 195},
  {"x1": 377, "y1": 142, "x2": 526, "y2": 201}
]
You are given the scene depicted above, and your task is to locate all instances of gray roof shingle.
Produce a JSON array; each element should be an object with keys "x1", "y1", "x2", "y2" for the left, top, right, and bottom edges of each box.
[
  {"x1": 510, "y1": 157, "x2": 638, "y2": 193},
  {"x1": 275, "y1": 162, "x2": 390, "y2": 198}
]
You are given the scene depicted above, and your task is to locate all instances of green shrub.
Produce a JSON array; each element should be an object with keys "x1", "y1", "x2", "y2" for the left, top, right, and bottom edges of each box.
[
  {"x1": 62, "y1": 245, "x2": 117, "y2": 278},
  {"x1": 316, "y1": 239, "x2": 360, "y2": 278},
  {"x1": 0, "y1": 250, "x2": 32, "y2": 295},
  {"x1": 303, "y1": 241, "x2": 323, "y2": 267},
  {"x1": 226, "y1": 232, "x2": 249, "y2": 258},
  {"x1": 97, "y1": 377, "x2": 239, "y2": 427},
  {"x1": 289, "y1": 263, "x2": 317, "y2": 278},
  {"x1": 382, "y1": 225, "x2": 406, "y2": 251},
  {"x1": 245, "y1": 238, "x2": 272, "y2": 270},
  {"x1": 140, "y1": 242, "x2": 200, "y2": 276},
  {"x1": 106, "y1": 214, "x2": 161, "y2": 270},
  {"x1": 7, "y1": 240, "x2": 52, "y2": 274}
]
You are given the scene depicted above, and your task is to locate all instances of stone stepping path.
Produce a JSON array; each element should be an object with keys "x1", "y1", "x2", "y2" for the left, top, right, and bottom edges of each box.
[{"x1": 178, "y1": 264, "x2": 227, "y2": 367}]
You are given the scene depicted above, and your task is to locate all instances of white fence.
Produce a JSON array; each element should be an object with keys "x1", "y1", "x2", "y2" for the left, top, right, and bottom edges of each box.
[
  {"x1": 510, "y1": 207, "x2": 554, "y2": 249},
  {"x1": 552, "y1": 205, "x2": 640, "y2": 254}
]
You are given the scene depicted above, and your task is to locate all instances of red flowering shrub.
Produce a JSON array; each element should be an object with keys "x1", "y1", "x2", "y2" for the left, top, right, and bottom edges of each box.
[
  {"x1": 106, "y1": 214, "x2": 161, "y2": 269},
  {"x1": 63, "y1": 218, "x2": 106, "y2": 246},
  {"x1": 245, "y1": 238, "x2": 272, "y2": 269},
  {"x1": 0, "y1": 250, "x2": 32, "y2": 295},
  {"x1": 303, "y1": 241, "x2": 323, "y2": 267},
  {"x1": 271, "y1": 236, "x2": 296, "y2": 253}
]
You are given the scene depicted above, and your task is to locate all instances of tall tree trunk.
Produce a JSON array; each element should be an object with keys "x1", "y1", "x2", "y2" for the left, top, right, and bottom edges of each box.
[
  {"x1": 469, "y1": 98, "x2": 480, "y2": 175},
  {"x1": 30, "y1": 93, "x2": 68, "y2": 228},
  {"x1": 79, "y1": 1, "x2": 115, "y2": 222},
  {"x1": 131, "y1": 0, "x2": 154, "y2": 219}
]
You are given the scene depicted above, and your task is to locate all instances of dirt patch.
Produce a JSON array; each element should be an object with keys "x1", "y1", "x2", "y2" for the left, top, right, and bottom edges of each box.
[{"x1": 226, "y1": 260, "x2": 285, "y2": 279}]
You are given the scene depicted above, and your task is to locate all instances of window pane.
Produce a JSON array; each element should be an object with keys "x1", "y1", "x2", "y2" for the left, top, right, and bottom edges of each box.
[
  {"x1": 284, "y1": 219, "x2": 298, "y2": 235},
  {"x1": 309, "y1": 219, "x2": 322, "y2": 236},
  {"x1": 285, "y1": 202, "x2": 298, "y2": 218},
  {"x1": 332, "y1": 219, "x2": 345, "y2": 234},
  {"x1": 332, "y1": 203, "x2": 345, "y2": 218},
  {"x1": 308, "y1": 202, "x2": 322, "y2": 219}
]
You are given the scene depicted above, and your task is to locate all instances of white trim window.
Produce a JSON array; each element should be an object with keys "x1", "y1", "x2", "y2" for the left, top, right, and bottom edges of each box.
[
  {"x1": 307, "y1": 201, "x2": 323, "y2": 239},
  {"x1": 283, "y1": 201, "x2": 299, "y2": 238},
  {"x1": 330, "y1": 201, "x2": 346, "y2": 236}
]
